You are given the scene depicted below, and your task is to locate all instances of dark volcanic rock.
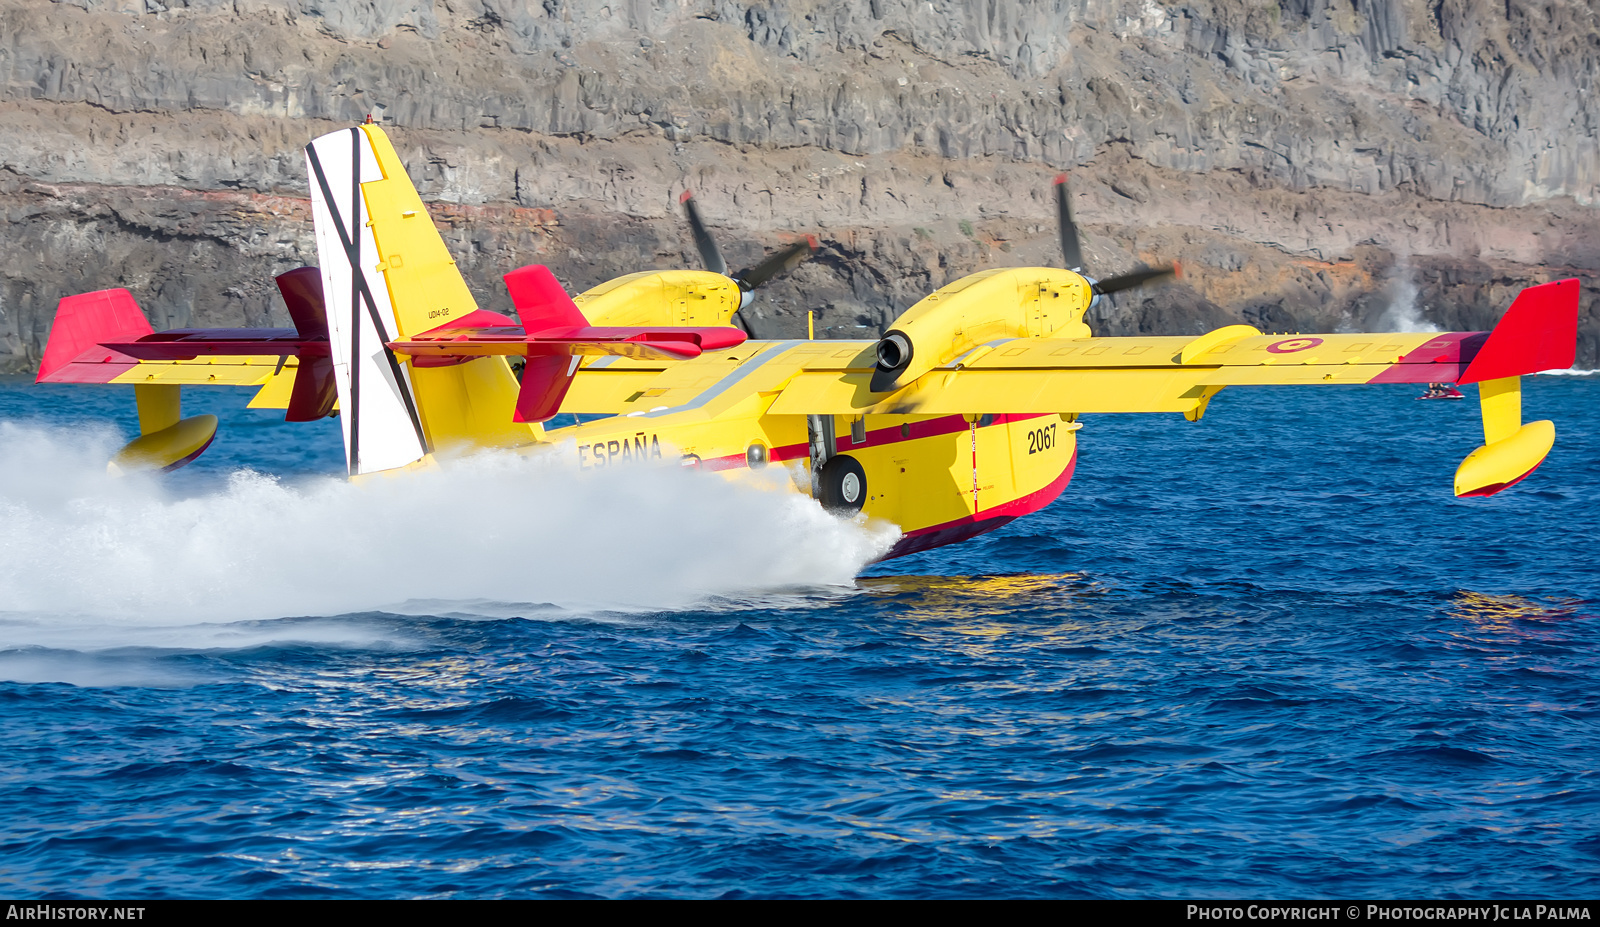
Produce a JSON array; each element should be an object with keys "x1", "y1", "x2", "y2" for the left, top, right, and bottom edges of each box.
[{"x1": 0, "y1": 0, "x2": 1595, "y2": 371}]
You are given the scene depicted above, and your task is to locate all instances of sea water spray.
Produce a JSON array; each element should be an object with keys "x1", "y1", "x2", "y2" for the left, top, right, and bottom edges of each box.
[{"x1": 0, "y1": 423, "x2": 897, "y2": 639}]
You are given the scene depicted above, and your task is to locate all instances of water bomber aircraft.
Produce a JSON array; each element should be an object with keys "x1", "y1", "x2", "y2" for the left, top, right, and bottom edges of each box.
[{"x1": 36, "y1": 124, "x2": 1580, "y2": 560}]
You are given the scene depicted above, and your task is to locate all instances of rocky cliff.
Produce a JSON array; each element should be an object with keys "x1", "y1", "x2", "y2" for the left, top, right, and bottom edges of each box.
[{"x1": 1, "y1": 0, "x2": 1596, "y2": 371}]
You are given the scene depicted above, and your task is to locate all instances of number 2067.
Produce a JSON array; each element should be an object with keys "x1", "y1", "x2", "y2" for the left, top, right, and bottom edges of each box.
[{"x1": 1026, "y1": 423, "x2": 1058, "y2": 455}]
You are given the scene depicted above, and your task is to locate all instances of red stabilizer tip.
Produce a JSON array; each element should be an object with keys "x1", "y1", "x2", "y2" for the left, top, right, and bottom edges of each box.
[
  {"x1": 1053, "y1": 173, "x2": 1068, "y2": 185},
  {"x1": 679, "y1": 190, "x2": 693, "y2": 204},
  {"x1": 698, "y1": 329, "x2": 747, "y2": 350},
  {"x1": 275, "y1": 266, "x2": 328, "y2": 341}
]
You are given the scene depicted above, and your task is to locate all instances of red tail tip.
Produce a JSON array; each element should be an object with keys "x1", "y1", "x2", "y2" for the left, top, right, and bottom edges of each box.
[
  {"x1": 679, "y1": 190, "x2": 694, "y2": 204},
  {"x1": 1053, "y1": 173, "x2": 1068, "y2": 185}
]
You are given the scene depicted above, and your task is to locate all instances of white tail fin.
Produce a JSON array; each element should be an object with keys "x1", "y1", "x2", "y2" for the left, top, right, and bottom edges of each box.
[{"x1": 305, "y1": 127, "x2": 429, "y2": 476}]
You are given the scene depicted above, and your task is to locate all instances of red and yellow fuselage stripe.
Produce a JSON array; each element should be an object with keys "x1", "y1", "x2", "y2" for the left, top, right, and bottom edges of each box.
[{"x1": 547, "y1": 407, "x2": 1077, "y2": 560}]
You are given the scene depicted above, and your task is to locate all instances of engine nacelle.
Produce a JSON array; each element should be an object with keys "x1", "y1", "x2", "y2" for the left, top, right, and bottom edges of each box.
[
  {"x1": 870, "y1": 267, "x2": 1094, "y2": 393},
  {"x1": 574, "y1": 269, "x2": 743, "y2": 328}
]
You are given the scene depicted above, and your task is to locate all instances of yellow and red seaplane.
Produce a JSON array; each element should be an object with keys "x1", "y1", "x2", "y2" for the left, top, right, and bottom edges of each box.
[{"x1": 36, "y1": 124, "x2": 1580, "y2": 560}]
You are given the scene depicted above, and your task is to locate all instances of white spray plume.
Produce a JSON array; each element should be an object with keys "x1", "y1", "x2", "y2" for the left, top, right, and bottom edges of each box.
[
  {"x1": 1377, "y1": 255, "x2": 1441, "y2": 333},
  {"x1": 0, "y1": 422, "x2": 898, "y2": 639}
]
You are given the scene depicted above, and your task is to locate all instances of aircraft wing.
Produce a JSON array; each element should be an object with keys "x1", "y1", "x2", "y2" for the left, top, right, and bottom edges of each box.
[
  {"x1": 765, "y1": 279, "x2": 1580, "y2": 417},
  {"x1": 34, "y1": 278, "x2": 339, "y2": 422},
  {"x1": 555, "y1": 322, "x2": 1534, "y2": 420},
  {"x1": 555, "y1": 279, "x2": 1577, "y2": 499},
  {"x1": 37, "y1": 348, "x2": 294, "y2": 388}
]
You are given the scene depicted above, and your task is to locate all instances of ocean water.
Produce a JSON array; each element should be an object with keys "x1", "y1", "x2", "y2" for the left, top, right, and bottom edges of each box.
[{"x1": 0, "y1": 375, "x2": 1595, "y2": 899}]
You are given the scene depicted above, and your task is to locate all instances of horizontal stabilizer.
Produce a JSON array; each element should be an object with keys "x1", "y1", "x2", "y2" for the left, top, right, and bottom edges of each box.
[
  {"x1": 95, "y1": 270, "x2": 334, "y2": 363},
  {"x1": 388, "y1": 325, "x2": 745, "y2": 361},
  {"x1": 387, "y1": 263, "x2": 747, "y2": 362}
]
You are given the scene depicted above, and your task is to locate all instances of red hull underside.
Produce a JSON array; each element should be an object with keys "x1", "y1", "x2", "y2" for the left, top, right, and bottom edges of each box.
[{"x1": 877, "y1": 447, "x2": 1078, "y2": 562}]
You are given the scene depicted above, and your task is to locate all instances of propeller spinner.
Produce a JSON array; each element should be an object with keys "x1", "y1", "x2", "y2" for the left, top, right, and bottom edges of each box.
[{"x1": 679, "y1": 191, "x2": 817, "y2": 332}]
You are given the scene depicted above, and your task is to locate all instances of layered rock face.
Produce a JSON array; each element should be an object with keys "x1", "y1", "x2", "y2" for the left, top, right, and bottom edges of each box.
[{"x1": 1, "y1": 0, "x2": 1596, "y2": 371}]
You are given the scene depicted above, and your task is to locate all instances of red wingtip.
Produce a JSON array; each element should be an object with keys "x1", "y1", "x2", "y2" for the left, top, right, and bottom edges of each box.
[
  {"x1": 1458, "y1": 278, "x2": 1579, "y2": 384},
  {"x1": 37, "y1": 289, "x2": 153, "y2": 383},
  {"x1": 1053, "y1": 173, "x2": 1068, "y2": 185},
  {"x1": 806, "y1": 234, "x2": 819, "y2": 250},
  {"x1": 1173, "y1": 261, "x2": 1183, "y2": 279},
  {"x1": 679, "y1": 190, "x2": 694, "y2": 204}
]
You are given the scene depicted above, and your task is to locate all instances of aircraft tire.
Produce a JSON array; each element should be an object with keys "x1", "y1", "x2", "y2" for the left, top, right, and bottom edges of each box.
[{"x1": 818, "y1": 455, "x2": 868, "y2": 514}]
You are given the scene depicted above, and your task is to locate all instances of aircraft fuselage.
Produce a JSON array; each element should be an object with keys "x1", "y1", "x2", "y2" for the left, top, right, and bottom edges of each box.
[{"x1": 547, "y1": 401, "x2": 1078, "y2": 561}]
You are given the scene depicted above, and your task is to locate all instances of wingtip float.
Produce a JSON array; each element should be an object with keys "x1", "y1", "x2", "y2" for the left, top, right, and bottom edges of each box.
[
  {"x1": 34, "y1": 122, "x2": 1583, "y2": 558},
  {"x1": 1447, "y1": 277, "x2": 1576, "y2": 498}
]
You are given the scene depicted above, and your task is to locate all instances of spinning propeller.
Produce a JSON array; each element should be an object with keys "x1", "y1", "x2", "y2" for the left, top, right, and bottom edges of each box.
[
  {"x1": 679, "y1": 191, "x2": 817, "y2": 333},
  {"x1": 867, "y1": 174, "x2": 1185, "y2": 393},
  {"x1": 1053, "y1": 173, "x2": 1179, "y2": 297}
]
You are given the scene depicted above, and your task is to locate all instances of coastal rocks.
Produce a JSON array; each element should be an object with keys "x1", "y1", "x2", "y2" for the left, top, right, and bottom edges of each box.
[{"x1": 0, "y1": 0, "x2": 1595, "y2": 372}]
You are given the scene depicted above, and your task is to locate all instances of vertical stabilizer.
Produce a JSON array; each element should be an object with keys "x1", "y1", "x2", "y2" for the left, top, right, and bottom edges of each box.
[
  {"x1": 306, "y1": 126, "x2": 532, "y2": 468},
  {"x1": 305, "y1": 127, "x2": 430, "y2": 475},
  {"x1": 360, "y1": 125, "x2": 532, "y2": 452},
  {"x1": 346, "y1": 126, "x2": 485, "y2": 337}
]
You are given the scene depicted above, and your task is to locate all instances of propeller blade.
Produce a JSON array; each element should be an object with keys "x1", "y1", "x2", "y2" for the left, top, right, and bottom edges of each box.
[
  {"x1": 679, "y1": 191, "x2": 728, "y2": 277},
  {"x1": 1051, "y1": 175, "x2": 1178, "y2": 299},
  {"x1": 1054, "y1": 173, "x2": 1085, "y2": 272},
  {"x1": 1090, "y1": 263, "x2": 1180, "y2": 296},
  {"x1": 733, "y1": 236, "x2": 817, "y2": 291}
]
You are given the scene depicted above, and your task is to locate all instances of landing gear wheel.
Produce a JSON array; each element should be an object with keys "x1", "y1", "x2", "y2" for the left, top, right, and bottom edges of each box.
[{"x1": 818, "y1": 455, "x2": 867, "y2": 514}]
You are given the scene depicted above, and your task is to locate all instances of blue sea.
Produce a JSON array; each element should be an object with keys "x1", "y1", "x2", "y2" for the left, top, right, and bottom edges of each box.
[{"x1": 0, "y1": 374, "x2": 1596, "y2": 899}]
